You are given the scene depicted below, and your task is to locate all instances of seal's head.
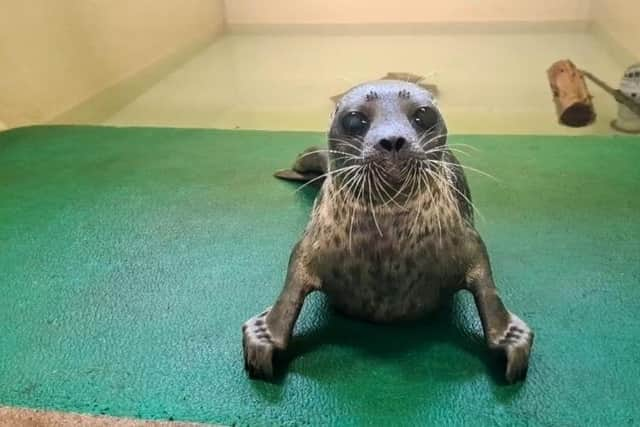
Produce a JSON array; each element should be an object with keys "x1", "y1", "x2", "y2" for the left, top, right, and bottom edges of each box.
[{"x1": 328, "y1": 80, "x2": 447, "y2": 200}]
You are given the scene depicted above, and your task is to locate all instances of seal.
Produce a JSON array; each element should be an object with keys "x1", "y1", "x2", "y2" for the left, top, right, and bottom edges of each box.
[{"x1": 242, "y1": 80, "x2": 533, "y2": 383}]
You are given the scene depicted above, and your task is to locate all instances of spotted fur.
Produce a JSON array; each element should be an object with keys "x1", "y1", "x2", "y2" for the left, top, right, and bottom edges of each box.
[
  {"x1": 365, "y1": 90, "x2": 380, "y2": 102},
  {"x1": 398, "y1": 89, "x2": 411, "y2": 99},
  {"x1": 243, "y1": 80, "x2": 533, "y2": 383},
  {"x1": 303, "y1": 162, "x2": 473, "y2": 322}
]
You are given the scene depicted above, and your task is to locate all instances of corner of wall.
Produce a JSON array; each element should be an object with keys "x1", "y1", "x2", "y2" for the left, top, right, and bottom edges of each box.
[
  {"x1": 588, "y1": 0, "x2": 640, "y2": 63},
  {"x1": 585, "y1": 0, "x2": 596, "y2": 21},
  {"x1": 219, "y1": 0, "x2": 229, "y2": 32}
]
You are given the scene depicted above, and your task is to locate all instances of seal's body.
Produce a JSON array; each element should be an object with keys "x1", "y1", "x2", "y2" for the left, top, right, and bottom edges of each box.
[
  {"x1": 307, "y1": 168, "x2": 466, "y2": 323},
  {"x1": 242, "y1": 80, "x2": 533, "y2": 383}
]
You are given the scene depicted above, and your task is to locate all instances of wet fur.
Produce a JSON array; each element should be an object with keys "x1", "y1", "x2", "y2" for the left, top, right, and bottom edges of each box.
[
  {"x1": 243, "y1": 80, "x2": 533, "y2": 383},
  {"x1": 305, "y1": 152, "x2": 474, "y2": 322}
]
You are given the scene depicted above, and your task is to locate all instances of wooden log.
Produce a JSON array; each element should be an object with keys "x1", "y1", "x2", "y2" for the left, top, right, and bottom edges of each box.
[{"x1": 547, "y1": 60, "x2": 596, "y2": 127}]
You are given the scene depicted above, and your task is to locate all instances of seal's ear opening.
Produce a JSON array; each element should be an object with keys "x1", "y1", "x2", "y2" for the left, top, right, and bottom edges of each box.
[
  {"x1": 274, "y1": 145, "x2": 328, "y2": 183},
  {"x1": 330, "y1": 72, "x2": 439, "y2": 104}
]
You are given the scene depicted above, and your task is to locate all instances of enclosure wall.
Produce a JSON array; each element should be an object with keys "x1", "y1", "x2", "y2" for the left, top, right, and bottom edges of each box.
[{"x1": 0, "y1": 0, "x2": 226, "y2": 128}]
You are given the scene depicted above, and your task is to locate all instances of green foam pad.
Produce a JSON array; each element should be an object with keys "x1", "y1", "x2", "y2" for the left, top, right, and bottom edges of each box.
[{"x1": 1, "y1": 126, "x2": 639, "y2": 425}]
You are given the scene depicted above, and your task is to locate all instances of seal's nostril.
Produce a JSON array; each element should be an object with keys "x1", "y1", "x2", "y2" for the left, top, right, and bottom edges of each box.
[
  {"x1": 379, "y1": 139, "x2": 394, "y2": 151},
  {"x1": 377, "y1": 137, "x2": 406, "y2": 152}
]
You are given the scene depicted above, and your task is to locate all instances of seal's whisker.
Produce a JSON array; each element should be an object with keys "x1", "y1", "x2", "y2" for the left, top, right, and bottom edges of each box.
[
  {"x1": 366, "y1": 166, "x2": 384, "y2": 237},
  {"x1": 419, "y1": 131, "x2": 445, "y2": 143},
  {"x1": 297, "y1": 149, "x2": 358, "y2": 160},
  {"x1": 348, "y1": 169, "x2": 367, "y2": 251},
  {"x1": 417, "y1": 120, "x2": 443, "y2": 136},
  {"x1": 411, "y1": 162, "x2": 424, "y2": 204},
  {"x1": 331, "y1": 143, "x2": 362, "y2": 155},
  {"x1": 393, "y1": 159, "x2": 415, "y2": 184},
  {"x1": 424, "y1": 162, "x2": 485, "y2": 222},
  {"x1": 329, "y1": 135, "x2": 364, "y2": 143},
  {"x1": 331, "y1": 167, "x2": 362, "y2": 201},
  {"x1": 423, "y1": 146, "x2": 471, "y2": 157},
  {"x1": 409, "y1": 168, "x2": 428, "y2": 238},
  {"x1": 346, "y1": 168, "x2": 361, "y2": 198},
  {"x1": 429, "y1": 160, "x2": 499, "y2": 182},
  {"x1": 400, "y1": 163, "x2": 414, "y2": 206},
  {"x1": 329, "y1": 137, "x2": 364, "y2": 152},
  {"x1": 399, "y1": 161, "x2": 413, "y2": 179},
  {"x1": 303, "y1": 149, "x2": 355, "y2": 157},
  {"x1": 385, "y1": 168, "x2": 416, "y2": 207},
  {"x1": 418, "y1": 133, "x2": 447, "y2": 149},
  {"x1": 372, "y1": 166, "x2": 406, "y2": 210},
  {"x1": 426, "y1": 168, "x2": 444, "y2": 244},
  {"x1": 447, "y1": 143, "x2": 481, "y2": 152},
  {"x1": 329, "y1": 136, "x2": 364, "y2": 145},
  {"x1": 440, "y1": 165, "x2": 463, "y2": 217},
  {"x1": 329, "y1": 163, "x2": 362, "y2": 175},
  {"x1": 378, "y1": 174, "x2": 407, "y2": 208},
  {"x1": 330, "y1": 155, "x2": 362, "y2": 165},
  {"x1": 369, "y1": 165, "x2": 389, "y2": 202},
  {"x1": 408, "y1": 170, "x2": 421, "y2": 234},
  {"x1": 371, "y1": 169, "x2": 390, "y2": 208},
  {"x1": 416, "y1": 165, "x2": 444, "y2": 241},
  {"x1": 295, "y1": 165, "x2": 360, "y2": 193},
  {"x1": 416, "y1": 121, "x2": 441, "y2": 137},
  {"x1": 404, "y1": 162, "x2": 421, "y2": 207}
]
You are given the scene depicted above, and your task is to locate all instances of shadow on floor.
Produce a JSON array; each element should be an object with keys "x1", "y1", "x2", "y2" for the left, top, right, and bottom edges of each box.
[{"x1": 269, "y1": 293, "x2": 509, "y2": 386}]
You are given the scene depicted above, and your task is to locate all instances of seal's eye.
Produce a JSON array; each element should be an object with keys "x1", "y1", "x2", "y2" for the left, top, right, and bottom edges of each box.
[
  {"x1": 411, "y1": 107, "x2": 439, "y2": 132},
  {"x1": 341, "y1": 111, "x2": 369, "y2": 136}
]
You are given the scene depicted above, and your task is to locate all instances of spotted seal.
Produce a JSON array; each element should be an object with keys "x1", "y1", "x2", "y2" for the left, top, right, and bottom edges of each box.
[{"x1": 242, "y1": 80, "x2": 533, "y2": 383}]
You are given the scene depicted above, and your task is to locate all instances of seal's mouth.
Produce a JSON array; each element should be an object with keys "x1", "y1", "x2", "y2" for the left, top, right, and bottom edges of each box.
[
  {"x1": 369, "y1": 153, "x2": 421, "y2": 181},
  {"x1": 331, "y1": 152, "x2": 439, "y2": 204},
  {"x1": 379, "y1": 163, "x2": 406, "y2": 184}
]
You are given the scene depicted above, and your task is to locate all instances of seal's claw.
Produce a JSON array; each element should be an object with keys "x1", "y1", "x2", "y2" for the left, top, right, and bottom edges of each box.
[
  {"x1": 242, "y1": 308, "x2": 276, "y2": 379},
  {"x1": 488, "y1": 314, "x2": 534, "y2": 383},
  {"x1": 505, "y1": 345, "x2": 530, "y2": 383}
]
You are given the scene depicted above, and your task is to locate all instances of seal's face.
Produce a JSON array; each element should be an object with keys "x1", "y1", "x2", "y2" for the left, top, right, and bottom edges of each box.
[{"x1": 328, "y1": 80, "x2": 447, "y2": 202}]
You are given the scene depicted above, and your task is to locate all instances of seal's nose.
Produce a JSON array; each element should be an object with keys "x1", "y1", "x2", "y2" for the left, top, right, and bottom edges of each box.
[{"x1": 376, "y1": 137, "x2": 407, "y2": 152}]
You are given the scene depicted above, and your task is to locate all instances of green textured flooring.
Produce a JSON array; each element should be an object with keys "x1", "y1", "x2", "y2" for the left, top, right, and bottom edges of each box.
[{"x1": 1, "y1": 126, "x2": 639, "y2": 426}]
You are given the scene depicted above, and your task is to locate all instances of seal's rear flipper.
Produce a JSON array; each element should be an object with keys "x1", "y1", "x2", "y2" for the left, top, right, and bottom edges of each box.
[
  {"x1": 273, "y1": 169, "x2": 322, "y2": 182},
  {"x1": 274, "y1": 145, "x2": 328, "y2": 184}
]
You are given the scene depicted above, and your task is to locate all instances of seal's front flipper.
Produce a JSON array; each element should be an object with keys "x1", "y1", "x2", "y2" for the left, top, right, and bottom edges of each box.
[
  {"x1": 485, "y1": 312, "x2": 533, "y2": 383},
  {"x1": 274, "y1": 145, "x2": 328, "y2": 183},
  {"x1": 466, "y1": 252, "x2": 534, "y2": 383},
  {"x1": 242, "y1": 241, "x2": 320, "y2": 379}
]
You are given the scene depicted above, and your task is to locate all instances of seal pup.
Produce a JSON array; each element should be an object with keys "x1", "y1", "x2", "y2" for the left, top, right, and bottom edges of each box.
[{"x1": 242, "y1": 80, "x2": 533, "y2": 383}]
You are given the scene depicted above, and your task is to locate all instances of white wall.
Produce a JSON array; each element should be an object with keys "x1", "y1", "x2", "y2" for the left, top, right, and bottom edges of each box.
[
  {"x1": 0, "y1": 0, "x2": 226, "y2": 128},
  {"x1": 224, "y1": 0, "x2": 591, "y2": 25},
  {"x1": 591, "y1": 0, "x2": 640, "y2": 61}
]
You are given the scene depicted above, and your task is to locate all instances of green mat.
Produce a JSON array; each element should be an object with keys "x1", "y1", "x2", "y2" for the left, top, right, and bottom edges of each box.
[{"x1": 1, "y1": 126, "x2": 639, "y2": 426}]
